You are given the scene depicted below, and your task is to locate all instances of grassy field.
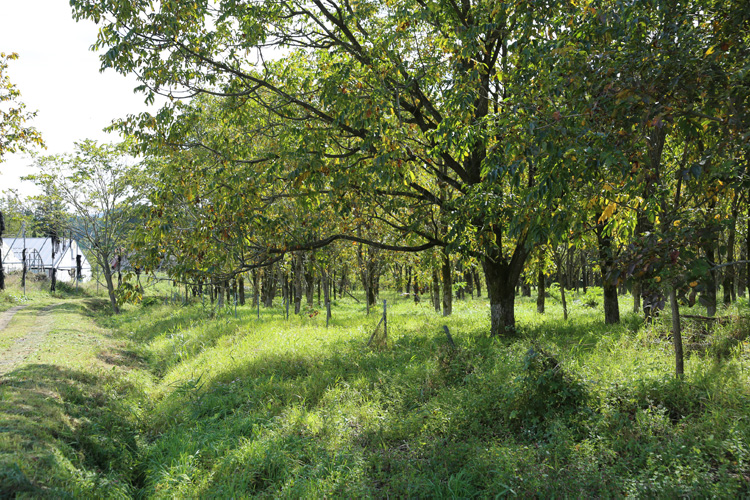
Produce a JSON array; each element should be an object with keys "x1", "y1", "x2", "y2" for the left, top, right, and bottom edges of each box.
[{"x1": 0, "y1": 276, "x2": 749, "y2": 498}]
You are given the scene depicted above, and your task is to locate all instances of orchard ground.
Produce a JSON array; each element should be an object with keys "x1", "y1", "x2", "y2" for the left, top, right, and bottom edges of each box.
[{"x1": 0, "y1": 273, "x2": 748, "y2": 498}]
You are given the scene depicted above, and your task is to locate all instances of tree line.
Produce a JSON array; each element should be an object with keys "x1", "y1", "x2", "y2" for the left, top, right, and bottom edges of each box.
[{"x1": 2, "y1": 0, "x2": 746, "y2": 377}]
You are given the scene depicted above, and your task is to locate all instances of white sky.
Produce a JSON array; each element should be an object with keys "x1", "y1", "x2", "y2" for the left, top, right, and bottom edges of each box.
[{"x1": 0, "y1": 0, "x2": 161, "y2": 197}]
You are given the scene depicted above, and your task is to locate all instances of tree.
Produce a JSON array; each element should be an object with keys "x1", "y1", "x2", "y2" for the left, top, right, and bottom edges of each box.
[
  {"x1": 0, "y1": 52, "x2": 43, "y2": 162},
  {"x1": 27, "y1": 141, "x2": 141, "y2": 314},
  {"x1": 70, "y1": 0, "x2": 586, "y2": 336}
]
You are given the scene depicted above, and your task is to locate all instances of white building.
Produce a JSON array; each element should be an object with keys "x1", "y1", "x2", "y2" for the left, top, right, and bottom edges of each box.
[
  {"x1": 1, "y1": 241, "x2": 23, "y2": 274},
  {"x1": 7, "y1": 237, "x2": 93, "y2": 282}
]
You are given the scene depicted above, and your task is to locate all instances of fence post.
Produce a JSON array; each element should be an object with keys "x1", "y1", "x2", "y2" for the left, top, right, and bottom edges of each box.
[{"x1": 383, "y1": 299, "x2": 387, "y2": 342}]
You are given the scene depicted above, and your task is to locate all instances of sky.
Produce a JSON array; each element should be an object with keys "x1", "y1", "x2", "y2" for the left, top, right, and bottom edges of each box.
[{"x1": 0, "y1": 0, "x2": 161, "y2": 197}]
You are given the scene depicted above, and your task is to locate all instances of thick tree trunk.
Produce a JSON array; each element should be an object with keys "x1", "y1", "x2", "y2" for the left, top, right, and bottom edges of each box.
[
  {"x1": 596, "y1": 225, "x2": 620, "y2": 324},
  {"x1": 441, "y1": 251, "x2": 452, "y2": 316},
  {"x1": 483, "y1": 241, "x2": 529, "y2": 336},
  {"x1": 239, "y1": 275, "x2": 245, "y2": 306},
  {"x1": 537, "y1": 270, "x2": 545, "y2": 314}
]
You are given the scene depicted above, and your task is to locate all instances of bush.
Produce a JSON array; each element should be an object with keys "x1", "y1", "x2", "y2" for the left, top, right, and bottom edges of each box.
[{"x1": 507, "y1": 346, "x2": 589, "y2": 432}]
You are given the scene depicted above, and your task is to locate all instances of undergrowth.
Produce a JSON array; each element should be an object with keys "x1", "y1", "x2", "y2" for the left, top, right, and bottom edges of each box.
[{"x1": 0, "y1": 286, "x2": 748, "y2": 497}]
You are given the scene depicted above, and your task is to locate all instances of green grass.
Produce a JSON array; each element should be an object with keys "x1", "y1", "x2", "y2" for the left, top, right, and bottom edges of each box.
[{"x1": 0, "y1": 281, "x2": 749, "y2": 497}]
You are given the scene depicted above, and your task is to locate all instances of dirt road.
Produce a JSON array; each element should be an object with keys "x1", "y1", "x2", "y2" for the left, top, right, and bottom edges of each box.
[{"x1": 0, "y1": 304, "x2": 61, "y2": 376}]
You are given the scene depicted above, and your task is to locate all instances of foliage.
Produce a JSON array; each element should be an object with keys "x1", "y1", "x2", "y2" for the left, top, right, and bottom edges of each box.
[{"x1": 0, "y1": 52, "x2": 43, "y2": 162}]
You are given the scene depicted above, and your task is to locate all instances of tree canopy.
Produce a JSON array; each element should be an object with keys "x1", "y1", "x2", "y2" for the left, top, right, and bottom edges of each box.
[{"x1": 68, "y1": 0, "x2": 750, "y2": 343}]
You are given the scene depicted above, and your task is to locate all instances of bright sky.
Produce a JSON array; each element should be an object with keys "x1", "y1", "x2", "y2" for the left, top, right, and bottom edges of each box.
[{"x1": 0, "y1": 0, "x2": 161, "y2": 197}]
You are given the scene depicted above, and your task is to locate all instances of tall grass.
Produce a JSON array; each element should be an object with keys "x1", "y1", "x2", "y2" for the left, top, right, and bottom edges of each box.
[{"x1": 1, "y1": 283, "x2": 749, "y2": 497}]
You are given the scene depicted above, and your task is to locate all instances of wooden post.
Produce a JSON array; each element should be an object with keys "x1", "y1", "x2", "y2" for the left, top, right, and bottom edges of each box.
[
  {"x1": 21, "y1": 248, "x2": 27, "y2": 293},
  {"x1": 383, "y1": 299, "x2": 387, "y2": 343},
  {"x1": 0, "y1": 210, "x2": 4, "y2": 291},
  {"x1": 670, "y1": 288, "x2": 684, "y2": 377}
]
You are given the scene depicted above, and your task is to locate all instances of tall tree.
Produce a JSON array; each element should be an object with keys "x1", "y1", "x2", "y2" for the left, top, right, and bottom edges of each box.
[{"x1": 70, "y1": 0, "x2": 580, "y2": 336}]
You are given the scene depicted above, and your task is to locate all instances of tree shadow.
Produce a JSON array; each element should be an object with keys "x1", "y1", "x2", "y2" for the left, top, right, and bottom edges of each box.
[{"x1": 0, "y1": 363, "x2": 142, "y2": 497}]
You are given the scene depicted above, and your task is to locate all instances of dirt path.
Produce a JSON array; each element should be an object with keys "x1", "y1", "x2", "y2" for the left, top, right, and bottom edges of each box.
[
  {"x1": 0, "y1": 305, "x2": 28, "y2": 333},
  {"x1": 0, "y1": 304, "x2": 61, "y2": 376}
]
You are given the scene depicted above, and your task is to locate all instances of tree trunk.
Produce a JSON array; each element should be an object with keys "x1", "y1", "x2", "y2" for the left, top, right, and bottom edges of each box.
[
  {"x1": 305, "y1": 253, "x2": 314, "y2": 307},
  {"x1": 102, "y1": 260, "x2": 120, "y2": 314},
  {"x1": 558, "y1": 263, "x2": 568, "y2": 321},
  {"x1": 294, "y1": 254, "x2": 303, "y2": 314},
  {"x1": 473, "y1": 269, "x2": 481, "y2": 297},
  {"x1": 239, "y1": 275, "x2": 245, "y2": 306},
  {"x1": 521, "y1": 275, "x2": 531, "y2": 297},
  {"x1": 723, "y1": 194, "x2": 739, "y2": 304},
  {"x1": 484, "y1": 242, "x2": 529, "y2": 336},
  {"x1": 456, "y1": 261, "x2": 465, "y2": 300},
  {"x1": 581, "y1": 252, "x2": 588, "y2": 294},
  {"x1": 338, "y1": 264, "x2": 347, "y2": 298},
  {"x1": 701, "y1": 241, "x2": 717, "y2": 316},
  {"x1": 537, "y1": 270, "x2": 545, "y2": 314},
  {"x1": 631, "y1": 278, "x2": 640, "y2": 313},
  {"x1": 442, "y1": 251, "x2": 452, "y2": 316},
  {"x1": 596, "y1": 224, "x2": 620, "y2": 324},
  {"x1": 323, "y1": 265, "x2": 331, "y2": 324},
  {"x1": 670, "y1": 288, "x2": 684, "y2": 377},
  {"x1": 432, "y1": 266, "x2": 441, "y2": 312}
]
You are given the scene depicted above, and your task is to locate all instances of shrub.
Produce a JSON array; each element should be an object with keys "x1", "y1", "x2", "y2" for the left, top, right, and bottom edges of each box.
[{"x1": 507, "y1": 346, "x2": 589, "y2": 432}]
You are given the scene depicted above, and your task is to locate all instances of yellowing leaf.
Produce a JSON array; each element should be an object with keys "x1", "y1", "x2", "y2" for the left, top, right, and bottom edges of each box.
[
  {"x1": 705, "y1": 45, "x2": 716, "y2": 56},
  {"x1": 598, "y1": 201, "x2": 617, "y2": 223}
]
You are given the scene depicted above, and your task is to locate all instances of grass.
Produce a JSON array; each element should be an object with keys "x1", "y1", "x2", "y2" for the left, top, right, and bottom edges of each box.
[{"x1": 0, "y1": 278, "x2": 749, "y2": 497}]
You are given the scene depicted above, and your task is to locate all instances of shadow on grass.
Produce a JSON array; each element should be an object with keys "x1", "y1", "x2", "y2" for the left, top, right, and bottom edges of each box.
[{"x1": 0, "y1": 363, "x2": 142, "y2": 498}]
